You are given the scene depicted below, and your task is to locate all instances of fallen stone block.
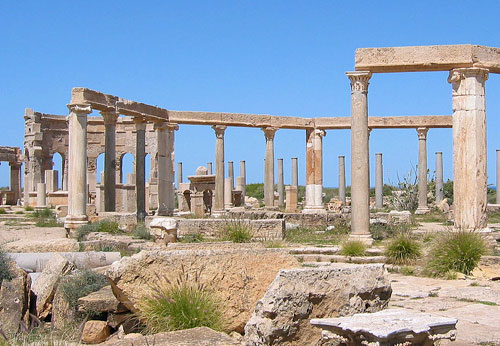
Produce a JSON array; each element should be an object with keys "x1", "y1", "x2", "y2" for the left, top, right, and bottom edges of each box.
[
  {"x1": 149, "y1": 217, "x2": 178, "y2": 244},
  {"x1": 78, "y1": 285, "x2": 128, "y2": 314},
  {"x1": 0, "y1": 261, "x2": 31, "y2": 335},
  {"x1": 81, "y1": 320, "x2": 111, "y2": 344}
]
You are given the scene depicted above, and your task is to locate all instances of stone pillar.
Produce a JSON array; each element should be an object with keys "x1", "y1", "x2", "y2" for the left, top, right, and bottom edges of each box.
[
  {"x1": 156, "y1": 122, "x2": 178, "y2": 216},
  {"x1": 277, "y1": 158, "x2": 284, "y2": 208},
  {"x1": 87, "y1": 157, "x2": 97, "y2": 203},
  {"x1": 44, "y1": 170, "x2": 58, "y2": 193},
  {"x1": 177, "y1": 162, "x2": 182, "y2": 189},
  {"x1": 262, "y1": 127, "x2": 277, "y2": 208},
  {"x1": 228, "y1": 161, "x2": 234, "y2": 190},
  {"x1": 65, "y1": 104, "x2": 91, "y2": 230},
  {"x1": 212, "y1": 125, "x2": 226, "y2": 211},
  {"x1": 291, "y1": 157, "x2": 298, "y2": 187},
  {"x1": 435, "y1": 152, "x2": 444, "y2": 204},
  {"x1": 36, "y1": 183, "x2": 46, "y2": 208},
  {"x1": 286, "y1": 186, "x2": 298, "y2": 212},
  {"x1": 415, "y1": 127, "x2": 430, "y2": 214},
  {"x1": 338, "y1": 156, "x2": 346, "y2": 203},
  {"x1": 101, "y1": 111, "x2": 119, "y2": 212},
  {"x1": 375, "y1": 153, "x2": 383, "y2": 209},
  {"x1": 207, "y1": 162, "x2": 213, "y2": 175},
  {"x1": 224, "y1": 178, "x2": 233, "y2": 209},
  {"x1": 497, "y1": 150, "x2": 500, "y2": 205},
  {"x1": 62, "y1": 155, "x2": 68, "y2": 191},
  {"x1": 346, "y1": 71, "x2": 372, "y2": 245},
  {"x1": 304, "y1": 128, "x2": 326, "y2": 213},
  {"x1": 135, "y1": 118, "x2": 147, "y2": 221},
  {"x1": 10, "y1": 163, "x2": 21, "y2": 204},
  {"x1": 239, "y1": 160, "x2": 246, "y2": 203},
  {"x1": 449, "y1": 68, "x2": 489, "y2": 230}
]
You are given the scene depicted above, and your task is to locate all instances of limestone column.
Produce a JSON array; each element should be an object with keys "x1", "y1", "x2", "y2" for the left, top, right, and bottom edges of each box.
[
  {"x1": 291, "y1": 157, "x2": 298, "y2": 187},
  {"x1": 135, "y1": 118, "x2": 147, "y2": 221},
  {"x1": 156, "y1": 122, "x2": 178, "y2": 216},
  {"x1": 87, "y1": 157, "x2": 97, "y2": 202},
  {"x1": 262, "y1": 127, "x2": 277, "y2": 208},
  {"x1": 435, "y1": 152, "x2": 444, "y2": 204},
  {"x1": 37, "y1": 183, "x2": 46, "y2": 208},
  {"x1": 240, "y1": 160, "x2": 246, "y2": 203},
  {"x1": 62, "y1": 155, "x2": 68, "y2": 191},
  {"x1": 375, "y1": 153, "x2": 383, "y2": 209},
  {"x1": 346, "y1": 71, "x2": 372, "y2": 244},
  {"x1": 177, "y1": 162, "x2": 183, "y2": 189},
  {"x1": 497, "y1": 150, "x2": 500, "y2": 204},
  {"x1": 224, "y1": 178, "x2": 233, "y2": 209},
  {"x1": 449, "y1": 68, "x2": 489, "y2": 230},
  {"x1": 207, "y1": 162, "x2": 213, "y2": 175},
  {"x1": 338, "y1": 156, "x2": 346, "y2": 203},
  {"x1": 212, "y1": 125, "x2": 226, "y2": 211},
  {"x1": 277, "y1": 158, "x2": 284, "y2": 208},
  {"x1": 10, "y1": 163, "x2": 21, "y2": 204},
  {"x1": 101, "y1": 111, "x2": 118, "y2": 212},
  {"x1": 304, "y1": 129, "x2": 326, "y2": 212},
  {"x1": 65, "y1": 104, "x2": 92, "y2": 230},
  {"x1": 228, "y1": 161, "x2": 234, "y2": 190},
  {"x1": 415, "y1": 127, "x2": 430, "y2": 214}
]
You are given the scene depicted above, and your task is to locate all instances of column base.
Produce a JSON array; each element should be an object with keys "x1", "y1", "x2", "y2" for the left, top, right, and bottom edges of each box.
[
  {"x1": 302, "y1": 206, "x2": 327, "y2": 214},
  {"x1": 348, "y1": 233, "x2": 374, "y2": 246},
  {"x1": 64, "y1": 215, "x2": 89, "y2": 237},
  {"x1": 415, "y1": 207, "x2": 431, "y2": 215}
]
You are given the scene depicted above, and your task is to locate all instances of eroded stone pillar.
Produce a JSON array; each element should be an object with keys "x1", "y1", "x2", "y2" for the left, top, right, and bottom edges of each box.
[
  {"x1": 101, "y1": 111, "x2": 119, "y2": 212},
  {"x1": 277, "y1": 158, "x2": 284, "y2": 208},
  {"x1": 338, "y1": 156, "x2": 346, "y2": 203},
  {"x1": 228, "y1": 161, "x2": 234, "y2": 190},
  {"x1": 37, "y1": 183, "x2": 46, "y2": 208},
  {"x1": 135, "y1": 118, "x2": 147, "y2": 221},
  {"x1": 65, "y1": 104, "x2": 91, "y2": 230},
  {"x1": 435, "y1": 152, "x2": 444, "y2": 204},
  {"x1": 212, "y1": 125, "x2": 226, "y2": 211},
  {"x1": 207, "y1": 162, "x2": 213, "y2": 175},
  {"x1": 286, "y1": 185, "x2": 298, "y2": 212},
  {"x1": 449, "y1": 68, "x2": 489, "y2": 230},
  {"x1": 62, "y1": 155, "x2": 68, "y2": 191},
  {"x1": 44, "y1": 170, "x2": 58, "y2": 193},
  {"x1": 291, "y1": 157, "x2": 298, "y2": 187},
  {"x1": 177, "y1": 162, "x2": 183, "y2": 189},
  {"x1": 375, "y1": 153, "x2": 383, "y2": 209},
  {"x1": 346, "y1": 71, "x2": 372, "y2": 244},
  {"x1": 239, "y1": 160, "x2": 246, "y2": 203},
  {"x1": 10, "y1": 163, "x2": 21, "y2": 204},
  {"x1": 304, "y1": 129, "x2": 326, "y2": 212},
  {"x1": 156, "y1": 122, "x2": 178, "y2": 216},
  {"x1": 262, "y1": 127, "x2": 277, "y2": 208},
  {"x1": 415, "y1": 128, "x2": 430, "y2": 214}
]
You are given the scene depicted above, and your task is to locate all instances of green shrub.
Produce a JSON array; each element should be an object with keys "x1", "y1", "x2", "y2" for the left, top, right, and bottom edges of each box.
[
  {"x1": 138, "y1": 267, "x2": 224, "y2": 333},
  {"x1": 24, "y1": 206, "x2": 34, "y2": 212},
  {"x1": 341, "y1": 240, "x2": 366, "y2": 256},
  {"x1": 370, "y1": 223, "x2": 411, "y2": 241},
  {"x1": 0, "y1": 208, "x2": 6, "y2": 214},
  {"x1": 59, "y1": 270, "x2": 108, "y2": 315},
  {"x1": 284, "y1": 221, "x2": 350, "y2": 245},
  {"x1": 220, "y1": 220, "x2": 253, "y2": 243},
  {"x1": 76, "y1": 219, "x2": 121, "y2": 241},
  {"x1": 133, "y1": 223, "x2": 152, "y2": 240},
  {"x1": 426, "y1": 231, "x2": 487, "y2": 276},
  {"x1": 14, "y1": 210, "x2": 24, "y2": 214},
  {"x1": 0, "y1": 247, "x2": 13, "y2": 286},
  {"x1": 386, "y1": 235, "x2": 421, "y2": 264},
  {"x1": 32, "y1": 207, "x2": 53, "y2": 218},
  {"x1": 180, "y1": 233, "x2": 205, "y2": 243},
  {"x1": 35, "y1": 218, "x2": 63, "y2": 227}
]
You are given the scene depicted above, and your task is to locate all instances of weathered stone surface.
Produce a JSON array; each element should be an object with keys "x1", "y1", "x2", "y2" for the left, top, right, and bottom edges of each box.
[
  {"x1": 106, "y1": 248, "x2": 300, "y2": 333},
  {"x1": 3, "y1": 238, "x2": 79, "y2": 253},
  {"x1": 0, "y1": 262, "x2": 31, "y2": 335},
  {"x1": 81, "y1": 232, "x2": 159, "y2": 252},
  {"x1": 388, "y1": 210, "x2": 411, "y2": 224},
  {"x1": 31, "y1": 253, "x2": 74, "y2": 319},
  {"x1": 81, "y1": 320, "x2": 111, "y2": 344},
  {"x1": 52, "y1": 282, "x2": 74, "y2": 329},
  {"x1": 103, "y1": 326, "x2": 241, "y2": 345},
  {"x1": 107, "y1": 312, "x2": 135, "y2": 329},
  {"x1": 244, "y1": 264, "x2": 392, "y2": 346},
  {"x1": 78, "y1": 285, "x2": 127, "y2": 313},
  {"x1": 149, "y1": 217, "x2": 178, "y2": 244}
]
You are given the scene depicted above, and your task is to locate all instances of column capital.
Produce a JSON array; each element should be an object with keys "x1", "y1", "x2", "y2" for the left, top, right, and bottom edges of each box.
[
  {"x1": 448, "y1": 67, "x2": 489, "y2": 85},
  {"x1": 67, "y1": 104, "x2": 92, "y2": 115},
  {"x1": 346, "y1": 71, "x2": 372, "y2": 93},
  {"x1": 314, "y1": 129, "x2": 326, "y2": 137},
  {"x1": 101, "y1": 110, "x2": 119, "y2": 125},
  {"x1": 9, "y1": 161, "x2": 22, "y2": 168},
  {"x1": 154, "y1": 121, "x2": 179, "y2": 132},
  {"x1": 262, "y1": 127, "x2": 278, "y2": 141},
  {"x1": 416, "y1": 127, "x2": 429, "y2": 140},
  {"x1": 212, "y1": 125, "x2": 227, "y2": 139},
  {"x1": 134, "y1": 117, "x2": 147, "y2": 131}
]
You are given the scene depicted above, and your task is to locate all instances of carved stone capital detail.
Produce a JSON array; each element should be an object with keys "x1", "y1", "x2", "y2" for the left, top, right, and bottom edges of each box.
[
  {"x1": 67, "y1": 104, "x2": 92, "y2": 115},
  {"x1": 88, "y1": 157, "x2": 97, "y2": 173},
  {"x1": 101, "y1": 111, "x2": 119, "y2": 125},
  {"x1": 448, "y1": 67, "x2": 489, "y2": 85},
  {"x1": 212, "y1": 125, "x2": 227, "y2": 139},
  {"x1": 416, "y1": 127, "x2": 429, "y2": 140},
  {"x1": 346, "y1": 71, "x2": 372, "y2": 93},
  {"x1": 262, "y1": 127, "x2": 278, "y2": 141},
  {"x1": 314, "y1": 129, "x2": 326, "y2": 138}
]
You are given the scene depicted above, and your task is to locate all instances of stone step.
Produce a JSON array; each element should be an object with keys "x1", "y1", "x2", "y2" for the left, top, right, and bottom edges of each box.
[{"x1": 295, "y1": 254, "x2": 387, "y2": 264}]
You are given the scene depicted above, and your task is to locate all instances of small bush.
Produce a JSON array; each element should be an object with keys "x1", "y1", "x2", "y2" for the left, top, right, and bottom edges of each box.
[
  {"x1": 426, "y1": 231, "x2": 487, "y2": 276},
  {"x1": 0, "y1": 247, "x2": 13, "y2": 286},
  {"x1": 32, "y1": 207, "x2": 53, "y2": 218},
  {"x1": 341, "y1": 240, "x2": 366, "y2": 256},
  {"x1": 386, "y1": 235, "x2": 422, "y2": 264},
  {"x1": 76, "y1": 219, "x2": 121, "y2": 241},
  {"x1": 14, "y1": 210, "x2": 24, "y2": 214},
  {"x1": 220, "y1": 220, "x2": 253, "y2": 243},
  {"x1": 35, "y1": 218, "x2": 63, "y2": 227},
  {"x1": 24, "y1": 206, "x2": 34, "y2": 212},
  {"x1": 370, "y1": 223, "x2": 411, "y2": 241},
  {"x1": 59, "y1": 270, "x2": 108, "y2": 314},
  {"x1": 180, "y1": 233, "x2": 205, "y2": 243},
  {"x1": 133, "y1": 223, "x2": 152, "y2": 240},
  {"x1": 0, "y1": 208, "x2": 6, "y2": 214},
  {"x1": 138, "y1": 266, "x2": 224, "y2": 333}
]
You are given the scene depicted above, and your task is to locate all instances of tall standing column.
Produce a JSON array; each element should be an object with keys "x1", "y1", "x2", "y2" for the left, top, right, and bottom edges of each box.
[
  {"x1": 101, "y1": 111, "x2": 118, "y2": 212},
  {"x1": 262, "y1": 127, "x2": 277, "y2": 208},
  {"x1": 449, "y1": 68, "x2": 489, "y2": 230},
  {"x1": 212, "y1": 125, "x2": 226, "y2": 211},
  {"x1": 304, "y1": 129, "x2": 326, "y2": 212},
  {"x1": 228, "y1": 161, "x2": 234, "y2": 190},
  {"x1": 177, "y1": 162, "x2": 183, "y2": 189},
  {"x1": 135, "y1": 118, "x2": 147, "y2": 221},
  {"x1": 346, "y1": 71, "x2": 372, "y2": 244},
  {"x1": 240, "y1": 160, "x2": 246, "y2": 203},
  {"x1": 338, "y1": 155, "x2": 346, "y2": 203},
  {"x1": 277, "y1": 158, "x2": 284, "y2": 208},
  {"x1": 375, "y1": 153, "x2": 383, "y2": 209},
  {"x1": 62, "y1": 155, "x2": 68, "y2": 191},
  {"x1": 415, "y1": 127, "x2": 430, "y2": 214},
  {"x1": 291, "y1": 157, "x2": 298, "y2": 187},
  {"x1": 65, "y1": 104, "x2": 92, "y2": 230},
  {"x1": 10, "y1": 163, "x2": 21, "y2": 204},
  {"x1": 435, "y1": 152, "x2": 444, "y2": 204},
  {"x1": 497, "y1": 150, "x2": 500, "y2": 204},
  {"x1": 156, "y1": 122, "x2": 178, "y2": 216}
]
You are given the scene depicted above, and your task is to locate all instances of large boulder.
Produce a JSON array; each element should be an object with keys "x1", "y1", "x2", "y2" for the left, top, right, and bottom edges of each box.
[
  {"x1": 81, "y1": 320, "x2": 111, "y2": 344},
  {"x1": 0, "y1": 261, "x2": 31, "y2": 335},
  {"x1": 244, "y1": 263, "x2": 392, "y2": 346},
  {"x1": 106, "y1": 248, "x2": 300, "y2": 333}
]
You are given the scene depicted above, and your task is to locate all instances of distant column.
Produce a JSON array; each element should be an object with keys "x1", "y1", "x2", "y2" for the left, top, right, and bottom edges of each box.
[
  {"x1": 346, "y1": 71, "x2": 372, "y2": 245},
  {"x1": 10, "y1": 163, "x2": 21, "y2": 204},
  {"x1": 415, "y1": 127, "x2": 430, "y2": 214},
  {"x1": 262, "y1": 127, "x2": 277, "y2": 208},
  {"x1": 177, "y1": 162, "x2": 183, "y2": 189},
  {"x1": 37, "y1": 183, "x2": 46, "y2": 208},
  {"x1": 291, "y1": 157, "x2": 298, "y2": 187},
  {"x1": 101, "y1": 111, "x2": 118, "y2": 212},
  {"x1": 240, "y1": 160, "x2": 246, "y2": 203},
  {"x1": 277, "y1": 158, "x2": 284, "y2": 208},
  {"x1": 212, "y1": 125, "x2": 226, "y2": 211},
  {"x1": 375, "y1": 153, "x2": 383, "y2": 209},
  {"x1": 435, "y1": 152, "x2": 444, "y2": 204},
  {"x1": 156, "y1": 122, "x2": 178, "y2": 216},
  {"x1": 338, "y1": 155, "x2": 346, "y2": 203},
  {"x1": 304, "y1": 129, "x2": 326, "y2": 212},
  {"x1": 135, "y1": 117, "x2": 147, "y2": 221},
  {"x1": 207, "y1": 162, "x2": 213, "y2": 175},
  {"x1": 224, "y1": 178, "x2": 233, "y2": 209},
  {"x1": 228, "y1": 161, "x2": 234, "y2": 190},
  {"x1": 497, "y1": 149, "x2": 500, "y2": 204}
]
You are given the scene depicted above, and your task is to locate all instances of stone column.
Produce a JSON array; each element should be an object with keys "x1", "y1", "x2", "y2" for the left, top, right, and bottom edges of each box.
[
  {"x1": 44, "y1": 170, "x2": 58, "y2": 193},
  {"x1": 291, "y1": 157, "x2": 298, "y2": 187},
  {"x1": 62, "y1": 155, "x2": 68, "y2": 191},
  {"x1": 10, "y1": 163, "x2": 21, "y2": 204},
  {"x1": 435, "y1": 152, "x2": 444, "y2": 204},
  {"x1": 497, "y1": 150, "x2": 500, "y2": 205},
  {"x1": 286, "y1": 185, "x2": 298, "y2": 212},
  {"x1": 415, "y1": 127, "x2": 430, "y2": 214},
  {"x1": 87, "y1": 157, "x2": 97, "y2": 202},
  {"x1": 239, "y1": 160, "x2": 246, "y2": 203},
  {"x1": 338, "y1": 156, "x2": 346, "y2": 203},
  {"x1": 156, "y1": 122, "x2": 178, "y2": 216},
  {"x1": 207, "y1": 162, "x2": 213, "y2": 175},
  {"x1": 346, "y1": 71, "x2": 372, "y2": 244},
  {"x1": 277, "y1": 158, "x2": 284, "y2": 208},
  {"x1": 65, "y1": 104, "x2": 92, "y2": 230},
  {"x1": 177, "y1": 162, "x2": 183, "y2": 189},
  {"x1": 224, "y1": 178, "x2": 233, "y2": 209},
  {"x1": 304, "y1": 129, "x2": 326, "y2": 212},
  {"x1": 135, "y1": 118, "x2": 147, "y2": 221},
  {"x1": 228, "y1": 161, "x2": 234, "y2": 190},
  {"x1": 262, "y1": 127, "x2": 277, "y2": 208},
  {"x1": 375, "y1": 153, "x2": 383, "y2": 209},
  {"x1": 449, "y1": 68, "x2": 489, "y2": 230},
  {"x1": 212, "y1": 125, "x2": 226, "y2": 211},
  {"x1": 101, "y1": 111, "x2": 119, "y2": 212},
  {"x1": 37, "y1": 183, "x2": 46, "y2": 208}
]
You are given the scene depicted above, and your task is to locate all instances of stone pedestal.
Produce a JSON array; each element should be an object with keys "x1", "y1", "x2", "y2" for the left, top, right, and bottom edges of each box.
[
  {"x1": 212, "y1": 125, "x2": 226, "y2": 211},
  {"x1": 36, "y1": 183, "x2": 46, "y2": 208},
  {"x1": 262, "y1": 127, "x2": 277, "y2": 208},
  {"x1": 304, "y1": 129, "x2": 326, "y2": 213},
  {"x1": 338, "y1": 156, "x2": 346, "y2": 203},
  {"x1": 449, "y1": 68, "x2": 489, "y2": 230},
  {"x1": 285, "y1": 186, "x2": 298, "y2": 212},
  {"x1": 190, "y1": 192, "x2": 205, "y2": 217},
  {"x1": 277, "y1": 158, "x2": 284, "y2": 208},
  {"x1": 101, "y1": 111, "x2": 118, "y2": 212},
  {"x1": 415, "y1": 127, "x2": 430, "y2": 215},
  {"x1": 375, "y1": 153, "x2": 383, "y2": 209},
  {"x1": 435, "y1": 152, "x2": 444, "y2": 204}
]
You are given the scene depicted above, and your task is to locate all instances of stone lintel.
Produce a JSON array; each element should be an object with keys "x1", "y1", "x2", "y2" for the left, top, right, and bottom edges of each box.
[{"x1": 355, "y1": 44, "x2": 500, "y2": 73}]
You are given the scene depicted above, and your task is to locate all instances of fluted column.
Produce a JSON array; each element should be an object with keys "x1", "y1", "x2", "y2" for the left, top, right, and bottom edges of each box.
[
  {"x1": 65, "y1": 104, "x2": 92, "y2": 230},
  {"x1": 156, "y1": 122, "x2": 178, "y2": 216},
  {"x1": 449, "y1": 68, "x2": 489, "y2": 230},
  {"x1": 212, "y1": 125, "x2": 226, "y2": 211},
  {"x1": 346, "y1": 71, "x2": 372, "y2": 244},
  {"x1": 435, "y1": 152, "x2": 444, "y2": 204},
  {"x1": 262, "y1": 127, "x2": 277, "y2": 208},
  {"x1": 415, "y1": 128, "x2": 430, "y2": 214},
  {"x1": 101, "y1": 111, "x2": 119, "y2": 212},
  {"x1": 304, "y1": 129, "x2": 326, "y2": 212},
  {"x1": 375, "y1": 153, "x2": 383, "y2": 209},
  {"x1": 135, "y1": 117, "x2": 147, "y2": 221},
  {"x1": 338, "y1": 155, "x2": 346, "y2": 203}
]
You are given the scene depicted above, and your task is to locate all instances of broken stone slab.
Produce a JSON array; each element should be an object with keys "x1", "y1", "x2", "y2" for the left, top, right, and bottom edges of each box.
[
  {"x1": 310, "y1": 308, "x2": 457, "y2": 346},
  {"x1": 52, "y1": 281, "x2": 75, "y2": 330},
  {"x1": 149, "y1": 217, "x2": 178, "y2": 244},
  {"x1": 78, "y1": 285, "x2": 128, "y2": 314},
  {"x1": 388, "y1": 210, "x2": 412, "y2": 224},
  {"x1": 31, "y1": 253, "x2": 74, "y2": 319},
  {"x1": 81, "y1": 320, "x2": 111, "y2": 344},
  {"x1": 0, "y1": 261, "x2": 31, "y2": 335},
  {"x1": 244, "y1": 263, "x2": 392, "y2": 346}
]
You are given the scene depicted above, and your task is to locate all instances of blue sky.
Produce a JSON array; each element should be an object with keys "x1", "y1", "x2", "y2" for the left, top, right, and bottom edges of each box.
[{"x1": 1, "y1": 1, "x2": 500, "y2": 188}]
